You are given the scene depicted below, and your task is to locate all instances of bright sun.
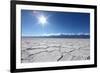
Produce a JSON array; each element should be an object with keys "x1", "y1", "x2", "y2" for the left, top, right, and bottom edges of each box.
[{"x1": 38, "y1": 15, "x2": 47, "y2": 26}]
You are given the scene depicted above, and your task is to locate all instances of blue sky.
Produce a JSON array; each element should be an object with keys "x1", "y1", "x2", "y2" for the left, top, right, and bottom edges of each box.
[{"x1": 21, "y1": 10, "x2": 90, "y2": 36}]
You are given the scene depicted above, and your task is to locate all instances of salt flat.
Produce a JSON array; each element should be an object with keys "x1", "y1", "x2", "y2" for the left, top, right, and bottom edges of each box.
[{"x1": 21, "y1": 38, "x2": 90, "y2": 63}]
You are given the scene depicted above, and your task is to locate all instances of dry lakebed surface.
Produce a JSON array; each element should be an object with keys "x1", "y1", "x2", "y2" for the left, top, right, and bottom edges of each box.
[{"x1": 21, "y1": 38, "x2": 90, "y2": 63}]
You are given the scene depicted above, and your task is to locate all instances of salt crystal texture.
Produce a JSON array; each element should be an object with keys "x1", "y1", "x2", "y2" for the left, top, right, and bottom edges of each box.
[{"x1": 21, "y1": 38, "x2": 90, "y2": 63}]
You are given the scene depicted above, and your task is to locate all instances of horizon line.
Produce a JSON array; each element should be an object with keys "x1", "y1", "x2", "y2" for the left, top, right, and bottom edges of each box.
[{"x1": 22, "y1": 33, "x2": 90, "y2": 37}]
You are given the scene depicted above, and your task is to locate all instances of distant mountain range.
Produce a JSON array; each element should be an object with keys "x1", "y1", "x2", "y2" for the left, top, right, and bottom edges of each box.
[{"x1": 22, "y1": 33, "x2": 90, "y2": 38}]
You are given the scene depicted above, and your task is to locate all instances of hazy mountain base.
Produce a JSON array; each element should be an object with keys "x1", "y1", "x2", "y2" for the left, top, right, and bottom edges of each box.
[{"x1": 21, "y1": 38, "x2": 90, "y2": 63}]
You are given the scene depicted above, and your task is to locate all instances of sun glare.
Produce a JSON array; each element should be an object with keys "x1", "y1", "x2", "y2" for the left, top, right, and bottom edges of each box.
[{"x1": 38, "y1": 15, "x2": 47, "y2": 26}]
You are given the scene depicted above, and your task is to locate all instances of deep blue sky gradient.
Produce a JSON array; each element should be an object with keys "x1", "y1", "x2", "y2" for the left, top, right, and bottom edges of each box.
[{"x1": 21, "y1": 10, "x2": 90, "y2": 36}]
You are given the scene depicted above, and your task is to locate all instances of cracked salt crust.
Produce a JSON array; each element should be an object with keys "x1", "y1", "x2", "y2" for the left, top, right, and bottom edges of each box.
[{"x1": 21, "y1": 38, "x2": 90, "y2": 63}]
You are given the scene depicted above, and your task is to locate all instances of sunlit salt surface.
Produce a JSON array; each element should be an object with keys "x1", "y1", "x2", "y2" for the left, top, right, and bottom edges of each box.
[{"x1": 21, "y1": 38, "x2": 90, "y2": 63}]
